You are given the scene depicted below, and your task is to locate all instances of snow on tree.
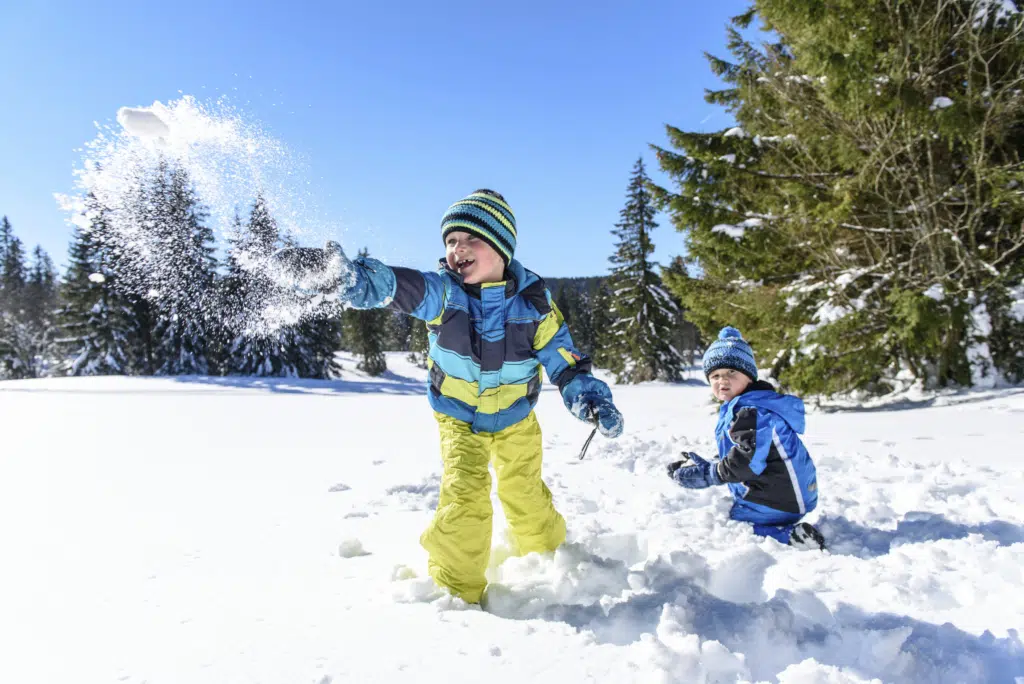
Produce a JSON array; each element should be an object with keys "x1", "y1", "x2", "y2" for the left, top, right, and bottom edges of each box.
[
  {"x1": 57, "y1": 196, "x2": 132, "y2": 376},
  {"x1": 653, "y1": 2, "x2": 1024, "y2": 393},
  {"x1": 222, "y1": 198, "x2": 340, "y2": 379},
  {"x1": 145, "y1": 163, "x2": 219, "y2": 376}
]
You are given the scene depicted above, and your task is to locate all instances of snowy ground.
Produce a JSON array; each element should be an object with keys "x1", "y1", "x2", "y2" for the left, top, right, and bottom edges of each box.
[{"x1": 2, "y1": 353, "x2": 1022, "y2": 684}]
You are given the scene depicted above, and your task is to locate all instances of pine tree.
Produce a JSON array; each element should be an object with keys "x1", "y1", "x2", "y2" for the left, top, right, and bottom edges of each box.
[
  {"x1": 407, "y1": 318, "x2": 429, "y2": 368},
  {"x1": 653, "y1": 2, "x2": 1024, "y2": 392},
  {"x1": 605, "y1": 158, "x2": 684, "y2": 382},
  {"x1": 590, "y1": 279, "x2": 616, "y2": 372},
  {"x1": 222, "y1": 199, "x2": 341, "y2": 378},
  {"x1": 661, "y1": 256, "x2": 704, "y2": 369},
  {"x1": 343, "y1": 248, "x2": 389, "y2": 376},
  {"x1": 289, "y1": 303, "x2": 343, "y2": 379},
  {"x1": 58, "y1": 199, "x2": 132, "y2": 376},
  {"x1": 281, "y1": 234, "x2": 342, "y2": 379},
  {"x1": 548, "y1": 277, "x2": 609, "y2": 357},
  {"x1": 149, "y1": 164, "x2": 218, "y2": 375},
  {"x1": 0, "y1": 217, "x2": 33, "y2": 377},
  {"x1": 111, "y1": 165, "x2": 165, "y2": 376},
  {"x1": 222, "y1": 199, "x2": 297, "y2": 376},
  {"x1": 25, "y1": 247, "x2": 57, "y2": 328},
  {"x1": 1, "y1": 233, "x2": 26, "y2": 315}
]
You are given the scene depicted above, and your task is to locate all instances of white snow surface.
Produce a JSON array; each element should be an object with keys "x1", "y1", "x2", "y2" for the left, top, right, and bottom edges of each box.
[{"x1": 2, "y1": 353, "x2": 1023, "y2": 684}]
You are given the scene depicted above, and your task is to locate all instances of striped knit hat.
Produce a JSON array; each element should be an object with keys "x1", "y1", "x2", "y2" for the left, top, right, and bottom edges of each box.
[
  {"x1": 440, "y1": 189, "x2": 517, "y2": 265},
  {"x1": 702, "y1": 326, "x2": 758, "y2": 381}
]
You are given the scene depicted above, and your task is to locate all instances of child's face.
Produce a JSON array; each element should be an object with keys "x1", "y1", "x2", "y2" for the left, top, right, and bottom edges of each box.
[
  {"x1": 708, "y1": 368, "x2": 751, "y2": 402},
  {"x1": 445, "y1": 231, "x2": 505, "y2": 284}
]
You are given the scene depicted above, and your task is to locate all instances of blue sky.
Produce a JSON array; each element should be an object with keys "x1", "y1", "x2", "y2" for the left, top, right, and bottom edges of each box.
[{"x1": 0, "y1": 0, "x2": 750, "y2": 277}]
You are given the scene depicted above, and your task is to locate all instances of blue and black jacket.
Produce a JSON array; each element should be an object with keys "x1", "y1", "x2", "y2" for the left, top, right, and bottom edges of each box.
[
  {"x1": 342, "y1": 255, "x2": 602, "y2": 433},
  {"x1": 714, "y1": 381, "x2": 818, "y2": 519}
]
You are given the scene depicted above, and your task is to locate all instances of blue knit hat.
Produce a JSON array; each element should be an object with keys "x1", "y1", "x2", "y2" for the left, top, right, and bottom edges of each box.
[
  {"x1": 440, "y1": 189, "x2": 517, "y2": 265},
  {"x1": 702, "y1": 326, "x2": 758, "y2": 381}
]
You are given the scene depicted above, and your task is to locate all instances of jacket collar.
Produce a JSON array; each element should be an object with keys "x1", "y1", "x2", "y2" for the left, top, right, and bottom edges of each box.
[{"x1": 436, "y1": 258, "x2": 528, "y2": 299}]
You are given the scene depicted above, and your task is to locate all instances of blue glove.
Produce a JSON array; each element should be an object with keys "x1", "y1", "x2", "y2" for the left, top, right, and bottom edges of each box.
[
  {"x1": 271, "y1": 241, "x2": 396, "y2": 309},
  {"x1": 670, "y1": 453, "x2": 722, "y2": 489},
  {"x1": 561, "y1": 374, "x2": 623, "y2": 438}
]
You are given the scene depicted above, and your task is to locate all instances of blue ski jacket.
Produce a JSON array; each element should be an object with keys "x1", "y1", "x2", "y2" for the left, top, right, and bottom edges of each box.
[
  {"x1": 714, "y1": 381, "x2": 818, "y2": 520},
  {"x1": 341, "y1": 255, "x2": 609, "y2": 433}
]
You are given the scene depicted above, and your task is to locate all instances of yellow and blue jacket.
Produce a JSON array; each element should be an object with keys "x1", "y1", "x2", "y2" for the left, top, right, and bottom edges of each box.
[{"x1": 343, "y1": 256, "x2": 604, "y2": 433}]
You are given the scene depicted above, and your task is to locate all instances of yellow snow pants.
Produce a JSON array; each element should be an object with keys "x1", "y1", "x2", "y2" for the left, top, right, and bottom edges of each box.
[{"x1": 420, "y1": 411, "x2": 567, "y2": 603}]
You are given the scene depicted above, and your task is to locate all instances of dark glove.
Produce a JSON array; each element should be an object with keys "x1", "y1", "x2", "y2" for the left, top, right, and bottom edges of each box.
[
  {"x1": 670, "y1": 453, "x2": 722, "y2": 489},
  {"x1": 665, "y1": 453, "x2": 694, "y2": 478},
  {"x1": 270, "y1": 240, "x2": 354, "y2": 298}
]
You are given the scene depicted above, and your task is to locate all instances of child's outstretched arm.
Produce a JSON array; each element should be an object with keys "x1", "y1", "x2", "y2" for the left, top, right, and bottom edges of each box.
[
  {"x1": 667, "y1": 408, "x2": 772, "y2": 489},
  {"x1": 532, "y1": 290, "x2": 623, "y2": 438},
  {"x1": 272, "y1": 241, "x2": 444, "y2": 321}
]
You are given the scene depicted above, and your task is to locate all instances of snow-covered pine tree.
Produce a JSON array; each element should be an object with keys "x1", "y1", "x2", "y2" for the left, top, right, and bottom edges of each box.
[
  {"x1": 16, "y1": 246, "x2": 61, "y2": 376},
  {"x1": 222, "y1": 198, "x2": 298, "y2": 377},
  {"x1": 25, "y1": 247, "x2": 57, "y2": 330},
  {"x1": 279, "y1": 234, "x2": 342, "y2": 379},
  {"x1": 0, "y1": 216, "x2": 26, "y2": 315},
  {"x1": 0, "y1": 217, "x2": 32, "y2": 378},
  {"x1": 605, "y1": 158, "x2": 684, "y2": 383},
  {"x1": 58, "y1": 197, "x2": 132, "y2": 376},
  {"x1": 653, "y1": 2, "x2": 1024, "y2": 392},
  {"x1": 342, "y1": 248, "x2": 388, "y2": 376},
  {"x1": 149, "y1": 164, "x2": 218, "y2": 376},
  {"x1": 221, "y1": 199, "x2": 341, "y2": 378}
]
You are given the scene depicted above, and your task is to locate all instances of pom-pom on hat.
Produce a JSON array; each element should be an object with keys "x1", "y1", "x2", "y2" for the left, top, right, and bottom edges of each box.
[
  {"x1": 702, "y1": 326, "x2": 758, "y2": 381},
  {"x1": 440, "y1": 189, "x2": 517, "y2": 265}
]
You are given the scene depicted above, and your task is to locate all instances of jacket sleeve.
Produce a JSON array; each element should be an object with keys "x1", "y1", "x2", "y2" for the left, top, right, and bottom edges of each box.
[
  {"x1": 715, "y1": 406, "x2": 774, "y2": 483},
  {"x1": 344, "y1": 258, "x2": 444, "y2": 321},
  {"x1": 532, "y1": 288, "x2": 594, "y2": 393},
  {"x1": 386, "y1": 266, "x2": 445, "y2": 321}
]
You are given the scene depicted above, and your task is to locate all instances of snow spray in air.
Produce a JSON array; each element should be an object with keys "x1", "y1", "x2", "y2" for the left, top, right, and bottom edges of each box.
[{"x1": 58, "y1": 96, "x2": 339, "y2": 336}]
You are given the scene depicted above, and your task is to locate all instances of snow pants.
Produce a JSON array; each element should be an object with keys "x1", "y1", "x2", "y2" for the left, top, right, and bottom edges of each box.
[
  {"x1": 420, "y1": 411, "x2": 567, "y2": 603},
  {"x1": 729, "y1": 500, "x2": 805, "y2": 544}
]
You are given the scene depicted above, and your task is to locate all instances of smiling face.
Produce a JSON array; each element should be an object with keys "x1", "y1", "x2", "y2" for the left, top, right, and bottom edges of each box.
[
  {"x1": 444, "y1": 231, "x2": 506, "y2": 284},
  {"x1": 708, "y1": 367, "x2": 752, "y2": 403}
]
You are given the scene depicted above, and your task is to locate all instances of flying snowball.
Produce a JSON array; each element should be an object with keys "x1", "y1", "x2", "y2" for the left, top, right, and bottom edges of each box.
[
  {"x1": 117, "y1": 105, "x2": 171, "y2": 139},
  {"x1": 88, "y1": 272, "x2": 106, "y2": 283}
]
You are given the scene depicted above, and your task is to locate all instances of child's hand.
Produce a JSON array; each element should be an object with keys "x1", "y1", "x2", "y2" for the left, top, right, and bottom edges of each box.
[
  {"x1": 589, "y1": 398, "x2": 624, "y2": 438},
  {"x1": 669, "y1": 453, "x2": 722, "y2": 489},
  {"x1": 270, "y1": 240, "x2": 354, "y2": 298},
  {"x1": 561, "y1": 376, "x2": 624, "y2": 438},
  {"x1": 665, "y1": 454, "x2": 694, "y2": 477}
]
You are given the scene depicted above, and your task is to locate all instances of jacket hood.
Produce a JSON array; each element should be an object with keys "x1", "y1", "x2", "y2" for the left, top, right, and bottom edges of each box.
[{"x1": 731, "y1": 381, "x2": 806, "y2": 434}]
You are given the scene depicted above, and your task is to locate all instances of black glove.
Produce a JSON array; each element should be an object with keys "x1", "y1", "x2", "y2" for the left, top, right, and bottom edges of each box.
[
  {"x1": 671, "y1": 453, "x2": 722, "y2": 489},
  {"x1": 665, "y1": 452, "x2": 695, "y2": 478}
]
